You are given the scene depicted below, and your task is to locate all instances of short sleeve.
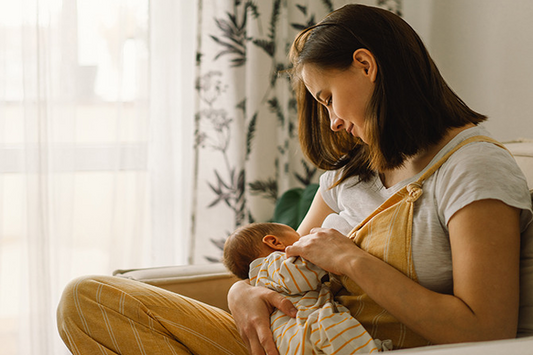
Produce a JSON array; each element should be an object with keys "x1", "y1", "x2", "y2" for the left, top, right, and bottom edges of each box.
[{"x1": 435, "y1": 142, "x2": 532, "y2": 231}]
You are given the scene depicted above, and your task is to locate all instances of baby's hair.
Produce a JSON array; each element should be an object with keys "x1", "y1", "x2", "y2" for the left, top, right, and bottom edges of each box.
[{"x1": 223, "y1": 222, "x2": 290, "y2": 279}]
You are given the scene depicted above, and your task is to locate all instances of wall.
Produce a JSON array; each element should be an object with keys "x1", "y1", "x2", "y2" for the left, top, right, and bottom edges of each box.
[{"x1": 403, "y1": 0, "x2": 533, "y2": 141}]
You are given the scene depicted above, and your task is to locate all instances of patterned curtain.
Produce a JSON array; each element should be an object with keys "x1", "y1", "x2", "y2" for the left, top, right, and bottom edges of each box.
[{"x1": 192, "y1": 0, "x2": 402, "y2": 263}]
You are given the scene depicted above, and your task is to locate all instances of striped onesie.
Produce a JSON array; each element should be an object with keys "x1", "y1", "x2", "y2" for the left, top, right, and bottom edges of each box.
[{"x1": 249, "y1": 251, "x2": 379, "y2": 355}]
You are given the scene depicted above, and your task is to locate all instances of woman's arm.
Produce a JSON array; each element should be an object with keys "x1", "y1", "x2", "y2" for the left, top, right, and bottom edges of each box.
[
  {"x1": 297, "y1": 190, "x2": 336, "y2": 235},
  {"x1": 286, "y1": 199, "x2": 521, "y2": 344}
]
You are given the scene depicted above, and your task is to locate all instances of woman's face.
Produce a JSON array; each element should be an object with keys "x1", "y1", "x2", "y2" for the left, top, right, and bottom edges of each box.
[{"x1": 301, "y1": 55, "x2": 376, "y2": 143}]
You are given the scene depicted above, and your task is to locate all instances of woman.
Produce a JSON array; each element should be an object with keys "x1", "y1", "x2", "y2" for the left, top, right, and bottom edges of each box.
[
  {"x1": 56, "y1": 4, "x2": 532, "y2": 355},
  {"x1": 229, "y1": 4, "x2": 531, "y2": 354}
]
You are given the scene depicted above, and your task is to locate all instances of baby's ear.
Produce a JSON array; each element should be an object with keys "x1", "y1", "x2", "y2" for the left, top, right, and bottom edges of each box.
[{"x1": 262, "y1": 235, "x2": 286, "y2": 251}]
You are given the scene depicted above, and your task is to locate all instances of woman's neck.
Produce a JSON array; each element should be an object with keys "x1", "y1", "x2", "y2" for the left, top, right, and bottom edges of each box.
[{"x1": 380, "y1": 124, "x2": 475, "y2": 188}]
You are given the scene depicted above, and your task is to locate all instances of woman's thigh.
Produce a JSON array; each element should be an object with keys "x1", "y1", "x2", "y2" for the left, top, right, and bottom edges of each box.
[{"x1": 57, "y1": 275, "x2": 248, "y2": 355}]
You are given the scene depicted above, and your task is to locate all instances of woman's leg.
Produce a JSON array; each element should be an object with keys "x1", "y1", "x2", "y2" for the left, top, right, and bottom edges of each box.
[{"x1": 57, "y1": 275, "x2": 248, "y2": 355}]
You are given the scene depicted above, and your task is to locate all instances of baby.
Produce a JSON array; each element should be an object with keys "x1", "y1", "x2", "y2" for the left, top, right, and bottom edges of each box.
[{"x1": 223, "y1": 222, "x2": 381, "y2": 355}]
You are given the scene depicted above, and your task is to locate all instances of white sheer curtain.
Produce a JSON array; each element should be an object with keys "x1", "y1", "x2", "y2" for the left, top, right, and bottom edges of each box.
[{"x1": 0, "y1": 0, "x2": 196, "y2": 353}]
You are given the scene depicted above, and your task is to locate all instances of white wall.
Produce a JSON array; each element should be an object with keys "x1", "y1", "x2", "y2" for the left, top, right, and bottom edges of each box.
[{"x1": 403, "y1": 0, "x2": 533, "y2": 141}]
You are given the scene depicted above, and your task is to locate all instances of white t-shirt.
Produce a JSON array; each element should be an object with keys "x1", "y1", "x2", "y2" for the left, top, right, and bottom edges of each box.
[{"x1": 320, "y1": 126, "x2": 532, "y2": 294}]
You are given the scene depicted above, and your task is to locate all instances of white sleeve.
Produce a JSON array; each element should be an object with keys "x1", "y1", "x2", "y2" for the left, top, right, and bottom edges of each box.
[{"x1": 435, "y1": 142, "x2": 532, "y2": 231}]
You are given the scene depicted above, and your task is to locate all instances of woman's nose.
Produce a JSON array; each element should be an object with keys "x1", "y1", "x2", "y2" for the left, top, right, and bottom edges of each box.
[{"x1": 330, "y1": 115, "x2": 344, "y2": 132}]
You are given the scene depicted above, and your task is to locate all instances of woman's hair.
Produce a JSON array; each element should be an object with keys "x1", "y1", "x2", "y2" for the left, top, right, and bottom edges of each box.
[
  {"x1": 223, "y1": 222, "x2": 290, "y2": 280},
  {"x1": 289, "y1": 4, "x2": 487, "y2": 185}
]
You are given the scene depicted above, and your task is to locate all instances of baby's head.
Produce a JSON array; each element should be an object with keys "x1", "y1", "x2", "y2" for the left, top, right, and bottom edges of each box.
[{"x1": 223, "y1": 222, "x2": 300, "y2": 279}]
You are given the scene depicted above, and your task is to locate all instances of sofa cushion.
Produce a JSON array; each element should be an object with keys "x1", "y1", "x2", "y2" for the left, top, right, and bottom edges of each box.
[
  {"x1": 518, "y1": 189, "x2": 533, "y2": 337},
  {"x1": 113, "y1": 263, "x2": 238, "y2": 312}
]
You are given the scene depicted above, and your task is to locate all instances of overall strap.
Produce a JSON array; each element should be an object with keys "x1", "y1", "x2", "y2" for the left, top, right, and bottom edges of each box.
[
  {"x1": 415, "y1": 135, "x2": 507, "y2": 185},
  {"x1": 349, "y1": 136, "x2": 505, "y2": 233}
]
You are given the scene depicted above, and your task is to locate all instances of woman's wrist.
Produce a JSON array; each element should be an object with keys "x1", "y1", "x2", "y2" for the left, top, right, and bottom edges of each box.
[{"x1": 336, "y1": 245, "x2": 367, "y2": 278}]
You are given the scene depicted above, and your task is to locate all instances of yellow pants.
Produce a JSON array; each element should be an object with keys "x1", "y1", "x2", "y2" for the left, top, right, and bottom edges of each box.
[{"x1": 57, "y1": 275, "x2": 249, "y2": 354}]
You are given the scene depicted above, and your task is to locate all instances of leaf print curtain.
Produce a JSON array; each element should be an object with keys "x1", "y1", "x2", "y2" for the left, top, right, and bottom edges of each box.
[{"x1": 191, "y1": 0, "x2": 402, "y2": 263}]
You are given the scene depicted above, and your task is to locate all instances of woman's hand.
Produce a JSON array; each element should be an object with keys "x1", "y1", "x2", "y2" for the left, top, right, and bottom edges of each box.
[
  {"x1": 285, "y1": 227, "x2": 361, "y2": 275},
  {"x1": 228, "y1": 280, "x2": 297, "y2": 355}
]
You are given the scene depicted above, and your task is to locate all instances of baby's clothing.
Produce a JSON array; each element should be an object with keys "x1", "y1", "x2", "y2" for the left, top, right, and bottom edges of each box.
[{"x1": 249, "y1": 252, "x2": 380, "y2": 354}]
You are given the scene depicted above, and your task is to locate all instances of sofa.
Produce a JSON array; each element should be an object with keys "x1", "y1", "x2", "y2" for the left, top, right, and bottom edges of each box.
[{"x1": 114, "y1": 139, "x2": 533, "y2": 354}]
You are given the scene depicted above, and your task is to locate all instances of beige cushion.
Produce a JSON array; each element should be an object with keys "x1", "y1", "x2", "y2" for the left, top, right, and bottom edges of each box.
[
  {"x1": 113, "y1": 263, "x2": 238, "y2": 312},
  {"x1": 518, "y1": 190, "x2": 533, "y2": 337}
]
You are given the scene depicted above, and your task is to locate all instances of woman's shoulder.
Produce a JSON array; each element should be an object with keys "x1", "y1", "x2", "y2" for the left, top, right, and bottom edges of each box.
[
  {"x1": 436, "y1": 126, "x2": 526, "y2": 189},
  {"x1": 448, "y1": 139, "x2": 514, "y2": 166},
  {"x1": 443, "y1": 129, "x2": 519, "y2": 175},
  {"x1": 434, "y1": 126, "x2": 515, "y2": 172},
  {"x1": 432, "y1": 127, "x2": 532, "y2": 228}
]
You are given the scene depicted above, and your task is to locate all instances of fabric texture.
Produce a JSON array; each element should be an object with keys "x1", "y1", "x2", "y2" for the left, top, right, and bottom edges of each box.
[
  {"x1": 320, "y1": 126, "x2": 533, "y2": 295},
  {"x1": 249, "y1": 252, "x2": 379, "y2": 354},
  {"x1": 57, "y1": 275, "x2": 248, "y2": 355}
]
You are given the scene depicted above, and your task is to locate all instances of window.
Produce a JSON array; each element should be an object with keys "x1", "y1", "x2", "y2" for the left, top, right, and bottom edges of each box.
[{"x1": 0, "y1": 0, "x2": 196, "y2": 353}]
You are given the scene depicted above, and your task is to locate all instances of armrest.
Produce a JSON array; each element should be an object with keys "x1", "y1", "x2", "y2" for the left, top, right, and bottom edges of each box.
[{"x1": 113, "y1": 263, "x2": 239, "y2": 312}]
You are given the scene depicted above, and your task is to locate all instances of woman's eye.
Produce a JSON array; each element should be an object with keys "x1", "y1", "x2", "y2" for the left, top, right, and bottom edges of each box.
[{"x1": 325, "y1": 97, "x2": 332, "y2": 106}]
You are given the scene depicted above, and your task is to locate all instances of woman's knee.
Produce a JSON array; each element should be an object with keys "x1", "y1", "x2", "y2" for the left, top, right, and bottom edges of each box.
[{"x1": 56, "y1": 275, "x2": 113, "y2": 333}]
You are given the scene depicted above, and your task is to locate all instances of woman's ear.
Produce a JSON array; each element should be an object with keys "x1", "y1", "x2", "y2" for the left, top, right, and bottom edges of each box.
[
  {"x1": 352, "y1": 48, "x2": 377, "y2": 83},
  {"x1": 262, "y1": 235, "x2": 286, "y2": 251}
]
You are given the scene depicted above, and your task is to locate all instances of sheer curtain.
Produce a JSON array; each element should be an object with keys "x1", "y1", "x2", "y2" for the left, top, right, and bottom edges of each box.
[{"x1": 0, "y1": 0, "x2": 196, "y2": 353}]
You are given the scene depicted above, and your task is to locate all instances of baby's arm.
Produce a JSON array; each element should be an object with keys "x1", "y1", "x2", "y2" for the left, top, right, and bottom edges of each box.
[{"x1": 250, "y1": 251, "x2": 327, "y2": 294}]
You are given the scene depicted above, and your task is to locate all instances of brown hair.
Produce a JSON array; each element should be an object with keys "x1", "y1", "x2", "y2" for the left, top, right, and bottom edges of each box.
[
  {"x1": 289, "y1": 4, "x2": 487, "y2": 185},
  {"x1": 223, "y1": 222, "x2": 291, "y2": 280}
]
